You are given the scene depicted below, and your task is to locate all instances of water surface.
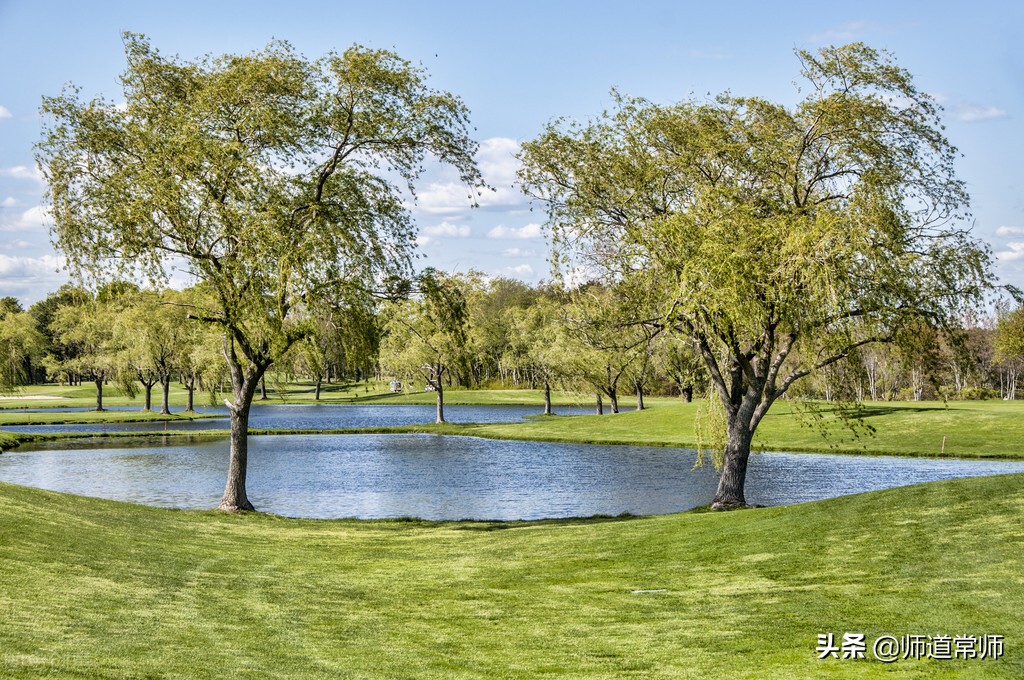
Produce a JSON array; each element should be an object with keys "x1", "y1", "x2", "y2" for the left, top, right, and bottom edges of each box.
[{"x1": 1, "y1": 434, "x2": 1020, "y2": 520}]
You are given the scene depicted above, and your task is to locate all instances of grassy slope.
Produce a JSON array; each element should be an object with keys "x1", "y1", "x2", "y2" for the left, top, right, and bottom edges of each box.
[
  {"x1": 0, "y1": 475, "x2": 1021, "y2": 678},
  {"x1": 431, "y1": 399, "x2": 1024, "y2": 459}
]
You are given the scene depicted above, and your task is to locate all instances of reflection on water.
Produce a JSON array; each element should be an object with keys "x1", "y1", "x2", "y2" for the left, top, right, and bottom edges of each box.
[{"x1": 1, "y1": 434, "x2": 1022, "y2": 520}]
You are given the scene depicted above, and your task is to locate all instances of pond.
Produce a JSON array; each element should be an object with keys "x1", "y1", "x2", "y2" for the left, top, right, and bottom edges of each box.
[
  {"x1": 1, "y1": 434, "x2": 1021, "y2": 520},
  {"x1": 0, "y1": 403, "x2": 621, "y2": 434}
]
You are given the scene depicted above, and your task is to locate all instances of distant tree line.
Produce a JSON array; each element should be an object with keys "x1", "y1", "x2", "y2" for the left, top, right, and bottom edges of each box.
[{"x1": 3, "y1": 279, "x2": 1023, "y2": 414}]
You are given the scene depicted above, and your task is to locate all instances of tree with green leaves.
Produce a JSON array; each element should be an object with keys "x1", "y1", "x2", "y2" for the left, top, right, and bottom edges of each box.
[
  {"x1": 46, "y1": 296, "x2": 125, "y2": 411},
  {"x1": 0, "y1": 309, "x2": 44, "y2": 393},
  {"x1": 502, "y1": 293, "x2": 571, "y2": 415},
  {"x1": 520, "y1": 43, "x2": 992, "y2": 509},
  {"x1": 37, "y1": 34, "x2": 482, "y2": 511},
  {"x1": 996, "y1": 306, "x2": 1024, "y2": 400},
  {"x1": 380, "y1": 270, "x2": 470, "y2": 423}
]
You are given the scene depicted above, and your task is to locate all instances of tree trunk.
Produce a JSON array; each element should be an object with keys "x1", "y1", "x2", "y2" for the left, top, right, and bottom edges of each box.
[
  {"x1": 711, "y1": 420, "x2": 755, "y2": 510},
  {"x1": 160, "y1": 376, "x2": 171, "y2": 415},
  {"x1": 315, "y1": 378, "x2": 322, "y2": 401},
  {"x1": 543, "y1": 381, "x2": 552, "y2": 415},
  {"x1": 596, "y1": 393, "x2": 603, "y2": 415},
  {"x1": 435, "y1": 377, "x2": 445, "y2": 424},
  {"x1": 609, "y1": 390, "x2": 619, "y2": 414},
  {"x1": 143, "y1": 383, "x2": 153, "y2": 411},
  {"x1": 260, "y1": 376, "x2": 268, "y2": 400},
  {"x1": 635, "y1": 381, "x2": 645, "y2": 411},
  {"x1": 185, "y1": 380, "x2": 195, "y2": 412},
  {"x1": 681, "y1": 385, "x2": 693, "y2": 403},
  {"x1": 219, "y1": 371, "x2": 260, "y2": 512},
  {"x1": 94, "y1": 378, "x2": 104, "y2": 412}
]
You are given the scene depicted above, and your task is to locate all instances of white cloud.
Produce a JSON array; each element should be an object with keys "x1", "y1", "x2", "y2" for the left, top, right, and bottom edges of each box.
[
  {"x1": 953, "y1": 105, "x2": 1008, "y2": 123},
  {"x1": 422, "y1": 221, "x2": 471, "y2": 238},
  {"x1": 0, "y1": 254, "x2": 70, "y2": 304},
  {"x1": 0, "y1": 165, "x2": 43, "y2": 183},
  {"x1": 1, "y1": 197, "x2": 16, "y2": 208},
  {"x1": 413, "y1": 136, "x2": 527, "y2": 214},
  {"x1": 1, "y1": 205, "x2": 49, "y2": 233},
  {"x1": 0, "y1": 254, "x2": 66, "y2": 278},
  {"x1": 415, "y1": 182, "x2": 481, "y2": 215},
  {"x1": 3, "y1": 239, "x2": 32, "y2": 249},
  {"x1": 501, "y1": 264, "x2": 534, "y2": 277},
  {"x1": 0, "y1": 106, "x2": 12, "y2": 120},
  {"x1": 996, "y1": 226, "x2": 1024, "y2": 236},
  {"x1": 996, "y1": 242, "x2": 1024, "y2": 262},
  {"x1": 487, "y1": 223, "x2": 543, "y2": 239},
  {"x1": 502, "y1": 247, "x2": 538, "y2": 257}
]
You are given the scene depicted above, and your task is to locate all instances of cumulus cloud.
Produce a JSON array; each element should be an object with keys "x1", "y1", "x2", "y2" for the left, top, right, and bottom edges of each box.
[
  {"x1": 1, "y1": 197, "x2": 16, "y2": 208},
  {"x1": 996, "y1": 226, "x2": 1024, "y2": 236},
  {"x1": 487, "y1": 223, "x2": 543, "y2": 239},
  {"x1": 502, "y1": 247, "x2": 538, "y2": 257},
  {"x1": 1, "y1": 205, "x2": 49, "y2": 233},
  {"x1": 505, "y1": 264, "x2": 534, "y2": 276},
  {"x1": 996, "y1": 242, "x2": 1024, "y2": 262},
  {"x1": 3, "y1": 239, "x2": 32, "y2": 249},
  {"x1": 0, "y1": 165, "x2": 43, "y2": 183},
  {"x1": 422, "y1": 221, "x2": 471, "y2": 238},
  {"x1": 0, "y1": 254, "x2": 69, "y2": 303},
  {"x1": 0, "y1": 253, "x2": 66, "y2": 277},
  {"x1": 953, "y1": 105, "x2": 1008, "y2": 122},
  {"x1": 0, "y1": 106, "x2": 12, "y2": 120},
  {"x1": 414, "y1": 137, "x2": 528, "y2": 214}
]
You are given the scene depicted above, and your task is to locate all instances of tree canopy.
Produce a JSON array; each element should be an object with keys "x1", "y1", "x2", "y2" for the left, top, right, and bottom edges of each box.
[
  {"x1": 519, "y1": 43, "x2": 993, "y2": 509},
  {"x1": 37, "y1": 34, "x2": 483, "y2": 510}
]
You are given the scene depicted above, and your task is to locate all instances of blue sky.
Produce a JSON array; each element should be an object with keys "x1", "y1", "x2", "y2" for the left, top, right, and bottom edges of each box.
[{"x1": 1, "y1": 0, "x2": 1022, "y2": 304}]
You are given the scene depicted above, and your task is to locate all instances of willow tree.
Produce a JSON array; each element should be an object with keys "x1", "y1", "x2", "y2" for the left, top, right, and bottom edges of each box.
[
  {"x1": 520, "y1": 43, "x2": 992, "y2": 509},
  {"x1": 38, "y1": 34, "x2": 482, "y2": 511},
  {"x1": 379, "y1": 269, "x2": 470, "y2": 424}
]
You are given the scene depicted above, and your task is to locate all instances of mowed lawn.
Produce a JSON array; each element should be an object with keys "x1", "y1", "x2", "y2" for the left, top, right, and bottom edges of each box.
[
  {"x1": 441, "y1": 399, "x2": 1024, "y2": 459},
  {"x1": 1, "y1": 474, "x2": 1022, "y2": 678},
  {"x1": 5, "y1": 387, "x2": 1024, "y2": 460}
]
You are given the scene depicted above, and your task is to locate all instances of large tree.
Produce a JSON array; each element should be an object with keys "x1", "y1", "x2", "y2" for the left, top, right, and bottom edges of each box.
[
  {"x1": 38, "y1": 34, "x2": 482, "y2": 511},
  {"x1": 520, "y1": 43, "x2": 992, "y2": 509}
]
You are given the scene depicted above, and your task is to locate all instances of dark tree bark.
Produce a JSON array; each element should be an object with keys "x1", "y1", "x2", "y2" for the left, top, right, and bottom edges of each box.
[
  {"x1": 596, "y1": 393, "x2": 603, "y2": 415},
  {"x1": 94, "y1": 378, "x2": 104, "y2": 412},
  {"x1": 218, "y1": 335, "x2": 268, "y2": 513},
  {"x1": 259, "y1": 376, "x2": 268, "y2": 400},
  {"x1": 711, "y1": 417, "x2": 755, "y2": 510},
  {"x1": 185, "y1": 378, "x2": 195, "y2": 412},
  {"x1": 314, "y1": 377, "x2": 322, "y2": 401},
  {"x1": 543, "y1": 381, "x2": 552, "y2": 415},
  {"x1": 681, "y1": 385, "x2": 693, "y2": 403},
  {"x1": 159, "y1": 375, "x2": 171, "y2": 415},
  {"x1": 635, "y1": 380, "x2": 645, "y2": 411},
  {"x1": 140, "y1": 379, "x2": 155, "y2": 411}
]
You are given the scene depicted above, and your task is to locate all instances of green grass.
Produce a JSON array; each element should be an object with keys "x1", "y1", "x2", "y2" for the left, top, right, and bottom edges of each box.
[
  {"x1": 5, "y1": 387, "x2": 1024, "y2": 459},
  {"x1": 0, "y1": 409, "x2": 219, "y2": 426},
  {"x1": 424, "y1": 399, "x2": 1024, "y2": 459},
  {"x1": 0, "y1": 475, "x2": 1021, "y2": 677}
]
